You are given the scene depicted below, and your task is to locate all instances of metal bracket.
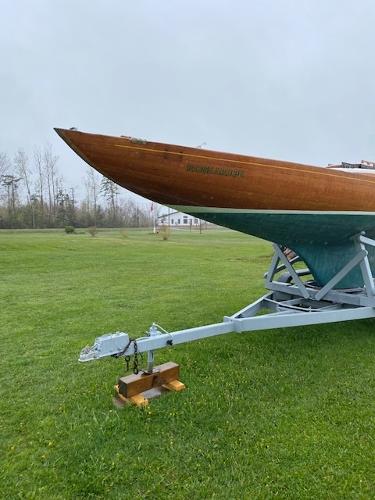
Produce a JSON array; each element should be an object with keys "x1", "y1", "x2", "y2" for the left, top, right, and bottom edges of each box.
[
  {"x1": 315, "y1": 250, "x2": 367, "y2": 301},
  {"x1": 266, "y1": 244, "x2": 309, "y2": 298},
  {"x1": 264, "y1": 233, "x2": 375, "y2": 307}
]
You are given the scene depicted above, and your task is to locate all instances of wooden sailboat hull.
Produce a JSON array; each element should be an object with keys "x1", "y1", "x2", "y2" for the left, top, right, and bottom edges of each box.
[{"x1": 55, "y1": 128, "x2": 375, "y2": 288}]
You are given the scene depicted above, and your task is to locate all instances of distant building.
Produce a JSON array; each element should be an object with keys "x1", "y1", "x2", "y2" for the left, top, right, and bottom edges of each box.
[{"x1": 158, "y1": 210, "x2": 214, "y2": 229}]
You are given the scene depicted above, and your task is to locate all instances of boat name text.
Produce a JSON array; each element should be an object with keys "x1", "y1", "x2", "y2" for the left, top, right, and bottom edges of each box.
[{"x1": 186, "y1": 164, "x2": 244, "y2": 178}]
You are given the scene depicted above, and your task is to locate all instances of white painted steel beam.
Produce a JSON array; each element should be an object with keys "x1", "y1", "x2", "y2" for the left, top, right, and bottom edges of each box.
[{"x1": 79, "y1": 299, "x2": 375, "y2": 361}]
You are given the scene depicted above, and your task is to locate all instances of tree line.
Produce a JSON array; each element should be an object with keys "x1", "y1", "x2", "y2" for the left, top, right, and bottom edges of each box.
[{"x1": 0, "y1": 145, "x2": 153, "y2": 229}]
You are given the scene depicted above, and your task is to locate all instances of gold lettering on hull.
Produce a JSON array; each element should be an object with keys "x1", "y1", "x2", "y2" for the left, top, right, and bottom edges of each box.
[{"x1": 186, "y1": 164, "x2": 244, "y2": 178}]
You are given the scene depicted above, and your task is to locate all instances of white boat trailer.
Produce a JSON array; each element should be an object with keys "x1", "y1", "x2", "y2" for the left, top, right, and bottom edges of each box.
[{"x1": 79, "y1": 233, "x2": 375, "y2": 404}]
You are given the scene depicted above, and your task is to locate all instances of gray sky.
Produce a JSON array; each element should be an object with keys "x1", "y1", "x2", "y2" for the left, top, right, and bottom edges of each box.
[{"x1": 2, "y1": 0, "x2": 375, "y2": 201}]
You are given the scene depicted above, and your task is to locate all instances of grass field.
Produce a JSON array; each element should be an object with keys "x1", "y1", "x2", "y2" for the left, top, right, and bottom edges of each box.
[{"x1": 1, "y1": 228, "x2": 375, "y2": 499}]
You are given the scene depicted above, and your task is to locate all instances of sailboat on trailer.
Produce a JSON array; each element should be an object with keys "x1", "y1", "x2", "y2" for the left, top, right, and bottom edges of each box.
[{"x1": 55, "y1": 128, "x2": 375, "y2": 288}]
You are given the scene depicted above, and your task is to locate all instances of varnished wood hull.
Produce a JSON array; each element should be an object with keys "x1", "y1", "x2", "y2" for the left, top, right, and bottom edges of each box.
[{"x1": 55, "y1": 128, "x2": 375, "y2": 287}]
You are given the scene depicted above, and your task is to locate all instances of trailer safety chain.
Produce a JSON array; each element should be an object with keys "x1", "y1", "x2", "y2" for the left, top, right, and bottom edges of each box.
[
  {"x1": 124, "y1": 353, "x2": 131, "y2": 372},
  {"x1": 118, "y1": 338, "x2": 140, "y2": 375},
  {"x1": 132, "y1": 340, "x2": 139, "y2": 375}
]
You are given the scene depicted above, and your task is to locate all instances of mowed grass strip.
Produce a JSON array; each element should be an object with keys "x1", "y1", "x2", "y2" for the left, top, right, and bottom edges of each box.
[{"x1": 0, "y1": 228, "x2": 374, "y2": 499}]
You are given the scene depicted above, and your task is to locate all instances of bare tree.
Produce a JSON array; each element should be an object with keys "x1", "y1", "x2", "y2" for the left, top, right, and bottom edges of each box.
[
  {"x1": 0, "y1": 153, "x2": 11, "y2": 214},
  {"x1": 14, "y1": 149, "x2": 35, "y2": 228},
  {"x1": 1, "y1": 174, "x2": 22, "y2": 227},
  {"x1": 0, "y1": 152, "x2": 10, "y2": 177},
  {"x1": 43, "y1": 144, "x2": 59, "y2": 224},
  {"x1": 100, "y1": 177, "x2": 119, "y2": 224},
  {"x1": 33, "y1": 148, "x2": 45, "y2": 224},
  {"x1": 84, "y1": 167, "x2": 101, "y2": 225}
]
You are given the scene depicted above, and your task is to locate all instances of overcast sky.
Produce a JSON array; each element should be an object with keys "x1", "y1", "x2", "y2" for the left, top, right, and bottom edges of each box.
[{"x1": 2, "y1": 0, "x2": 375, "y2": 201}]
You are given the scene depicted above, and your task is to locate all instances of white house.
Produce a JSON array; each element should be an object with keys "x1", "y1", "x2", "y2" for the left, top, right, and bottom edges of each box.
[{"x1": 158, "y1": 210, "x2": 212, "y2": 228}]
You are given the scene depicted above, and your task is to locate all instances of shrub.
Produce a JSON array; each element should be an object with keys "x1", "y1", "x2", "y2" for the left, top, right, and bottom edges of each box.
[
  {"x1": 64, "y1": 226, "x2": 75, "y2": 234},
  {"x1": 88, "y1": 226, "x2": 97, "y2": 237},
  {"x1": 159, "y1": 225, "x2": 170, "y2": 241}
]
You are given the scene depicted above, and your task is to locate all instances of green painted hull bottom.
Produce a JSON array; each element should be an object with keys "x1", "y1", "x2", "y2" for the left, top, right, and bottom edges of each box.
[{"x1": 187, "y1": 211, "x2": 375, "y2": 288}]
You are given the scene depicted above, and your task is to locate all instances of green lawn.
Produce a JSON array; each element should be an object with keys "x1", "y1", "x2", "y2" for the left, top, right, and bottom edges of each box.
[{"x1": 1, "y1": 228, "x2": 375, "y2": 499}]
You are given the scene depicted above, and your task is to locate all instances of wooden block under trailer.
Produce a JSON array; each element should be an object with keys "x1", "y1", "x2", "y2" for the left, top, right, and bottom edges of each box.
[{"x1": 115, "y1": 362, "x2": 185, "y2": 406}]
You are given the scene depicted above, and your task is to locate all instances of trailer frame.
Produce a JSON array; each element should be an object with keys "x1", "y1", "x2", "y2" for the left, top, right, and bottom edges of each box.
[{"x1": 79, "y1": 232, "x2": 375, "y2": 372}]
